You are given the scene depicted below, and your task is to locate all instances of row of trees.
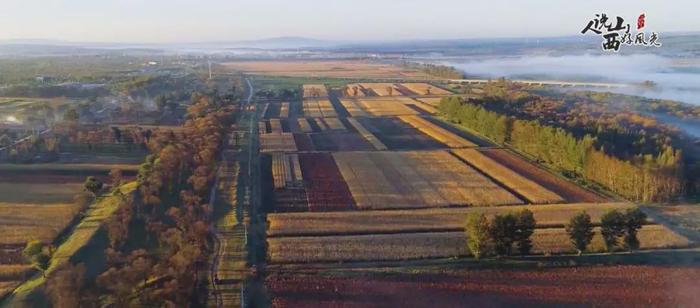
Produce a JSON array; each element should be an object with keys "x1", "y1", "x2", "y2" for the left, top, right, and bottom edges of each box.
[
  {"x1": 440, "y1": 96, "x2": 685, "y2": 202},
  {"x1": 40, "y1": 90, "x2": 237, "y2": 307},
  {"x1": 401, "y1": 62, "x2": 465, "y2": 79},
  {"x1": 566, "y1": 208, "x2": 647, "y2": 254},
  {"x1": 465, "y1": 208, "x2": 648, "y2": 258},
  {"x1": 465, "y1": 209, "x2": 536, "y2": 259}
]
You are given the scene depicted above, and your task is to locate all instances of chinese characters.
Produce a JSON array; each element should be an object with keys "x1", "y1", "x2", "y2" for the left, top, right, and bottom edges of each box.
[{"x1": 581, "y1": 13, "x2": 661, "y2": 52}]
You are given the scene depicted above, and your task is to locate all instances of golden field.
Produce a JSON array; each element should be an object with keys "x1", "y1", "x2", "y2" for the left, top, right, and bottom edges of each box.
[
  {"x1": 452, "y1": 149, "x2": 564, "y2": 204},
  {"x1": 333, "y1": 151, "x2": 522, "y2": 209},
  {"x1": 340, "y1": 97, "x2": 419, "y2": 117},
  {"x1": 303, "y1": 99, "x2": 337, "y2": 117},
  {"x1": 400, "y1": 83, "x2": 453, "y2": 95},
  {"x1": 398, "y1": 115, "x2": 476, "y2": 148},
  {"x1": 0, "y1": 203, "x2": 85, "y2": 245}
]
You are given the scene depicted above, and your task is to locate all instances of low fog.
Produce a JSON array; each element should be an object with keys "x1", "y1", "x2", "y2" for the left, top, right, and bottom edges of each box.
[{"x1": 445, "y1": 54, "x2": 700, "y2": 106}]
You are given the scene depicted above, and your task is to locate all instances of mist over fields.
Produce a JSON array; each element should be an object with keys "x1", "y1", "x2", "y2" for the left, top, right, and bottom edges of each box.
[{"x1": 444, "y1": 54, "x2": 700, "y2": 106}]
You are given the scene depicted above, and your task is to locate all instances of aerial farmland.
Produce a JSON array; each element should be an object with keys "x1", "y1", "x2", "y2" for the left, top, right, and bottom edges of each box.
[
  {"x1": 1, "y1": 57, "x2": 698, "y2": 307},
  {"x1": 230, "y1": 74, "x2": 700, "y2": 307},
  {"x1": 3, "y1": 2, "x2": 700, "y2": 306}
]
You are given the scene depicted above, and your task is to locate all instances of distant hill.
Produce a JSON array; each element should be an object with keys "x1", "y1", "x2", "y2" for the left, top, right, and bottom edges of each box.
[{"x1": 227, "y1": 36, "x2": 334, "y2": 49}]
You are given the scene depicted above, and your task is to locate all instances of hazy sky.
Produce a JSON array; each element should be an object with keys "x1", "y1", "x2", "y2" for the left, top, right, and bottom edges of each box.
[{"x1": 0, "y1": 0, "x2": 697, "y2": 43}]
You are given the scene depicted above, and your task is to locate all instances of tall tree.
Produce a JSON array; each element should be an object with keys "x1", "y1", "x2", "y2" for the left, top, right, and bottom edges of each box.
[
  {"x1": 600, "y1": 210, "x2": 626, "y2": 252},
  {"x1": 514, "y1": 209, "x2": 536, "y2": 255},
  {"x1": 566, "y1": 211, "x2": 595, "y2": 255},
  {"x1": 489, "y1": 214, "x2": 517, "y2": 256},
  {"x1": 623, "y1": 208, "x2": 647, "y2": 251},
  {"x1": 465, "y1": 213, "x2": 491, "y2": 259}
]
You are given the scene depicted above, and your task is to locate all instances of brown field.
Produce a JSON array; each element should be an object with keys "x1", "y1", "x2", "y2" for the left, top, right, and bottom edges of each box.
[
  {"x1": 451, "y1": 149, "x2": 564, "y2": 204},
  {"x1": 481, "y1": 149, "x2": 607, "y2": 203},
  {"x1": 0, "y1": 203, "x2": 85, "y2": 245},
  {"x1": 266, "y1": 265, "x2": 700, "y2": 307},
  {"x1": 358, "y1": 83, "x2": 403, "y2": 97},
  {"x1": 302, "y1": 84, "x2": 328, "y2": 98},
  {"x1": 268, "y1": 225, "x2": 689, "y2": 263},
  {"x1": 303, "y1": 99, "x2": 337, "y2": 118},
  {"x1": 398, "y1": 116, "x2": 476, "y2": 148},
  {"x1": 0, "y1": 280, "x2": 22, "y2": 300},
  {"x1": 267, "y1": 202, "x2": 634, "y2": 237},
  {"x1": 260, "y1": 133, "x2": 298, "y2": 153},
  {"x1": 340, "y1": 98, "x2": 419, "y2": 117},
  {"x1": 0, "y1": 163, "x2": 139, "y2": 183},
  {"x1": 333, "y1": 151, "x2": 522, "y2": 209},
  {"x1": 0, "y1": 265, "x2": 33, "y2": 281},
  {"x1": 0, "y1": 183, "x2": 83, "y2": 204},
  {"x1": 400, "y1": 83, "x2": 453, "y2": 95},
  {"x1": 222, "y1": 60, "x2": 426, "y2": 78}
]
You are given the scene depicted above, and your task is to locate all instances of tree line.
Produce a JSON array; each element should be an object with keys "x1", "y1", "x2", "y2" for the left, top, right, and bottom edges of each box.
[
  {"x1": 39, "y1": 91, "x2": 237, "y2": 307},
  {"x1": 440, "y1": 96, "x2": 685, "y2": 202},
  {"x1": 401, "y1": 61, "x2": 465, "y2": 79},
  {"x1": 465, "y1": 208, "x2": 647, "y2": 258}
]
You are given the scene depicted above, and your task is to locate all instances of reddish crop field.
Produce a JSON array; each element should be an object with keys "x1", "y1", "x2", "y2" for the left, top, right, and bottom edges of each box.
[
  {"x1": 298, "y1": 153, "x2": 356, "y2": 211},
  {"x1": 266, "y1": 265, "x2": 700, "y2": 307},
  {"x1": 482, "y1": 149, "x2": 607, "y2": 203}
]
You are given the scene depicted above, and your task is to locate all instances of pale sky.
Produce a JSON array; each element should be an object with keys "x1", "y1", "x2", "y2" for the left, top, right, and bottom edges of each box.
[{"x1": 0, "y1": 0, "x2": 697, "y2": 43}]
